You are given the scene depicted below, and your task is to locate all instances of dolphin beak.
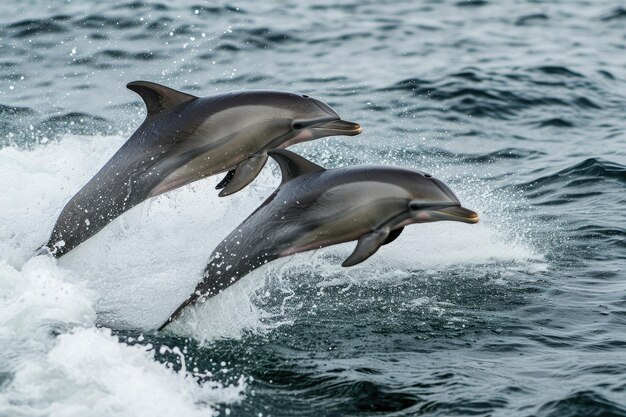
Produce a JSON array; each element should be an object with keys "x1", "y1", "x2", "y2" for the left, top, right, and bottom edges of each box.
[
  {"x1": 312, "y1": 119, "x2": 362, "y2": 136},
  {"x1": 434, "y1": 206, "x2": 480, "y2": 224}
]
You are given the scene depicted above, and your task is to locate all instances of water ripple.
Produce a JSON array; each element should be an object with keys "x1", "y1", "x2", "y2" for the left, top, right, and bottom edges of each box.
[
  {"x1": 525, "y1": 158, "x2": 626, "y2": 190},
  {"x1": 536, "y1": 391, "x2": 626, "y2": 417}
]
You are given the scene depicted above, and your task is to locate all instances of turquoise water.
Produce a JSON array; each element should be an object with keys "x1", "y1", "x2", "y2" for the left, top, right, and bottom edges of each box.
[{"x1": 0, "y1": 1, "x2": 625, "y2": 416}]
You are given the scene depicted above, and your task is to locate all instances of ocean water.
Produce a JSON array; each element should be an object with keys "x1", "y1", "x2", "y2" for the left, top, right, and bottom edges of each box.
[{"x1": 0, "y1": 0, "x2": 625, "y2": 415}]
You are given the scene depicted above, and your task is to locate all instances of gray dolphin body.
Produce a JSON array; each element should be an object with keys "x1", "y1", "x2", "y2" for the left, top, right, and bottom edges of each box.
[
  {"x1": 41, "y1": 81, "x2": 361, "y2": 257},
  {"x1": 159, "y1": 149, "x2": 479, "y2": 330}
]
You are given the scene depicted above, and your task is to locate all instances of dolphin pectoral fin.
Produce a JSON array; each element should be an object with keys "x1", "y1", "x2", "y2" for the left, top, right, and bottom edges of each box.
[
  {"x1": 215, "y1": 169, "x2": 236, "y2": 190},
  {"x1": 383, "y1": 227, "x2": 404, "y2": 245},
  {"x1": 127, "y1": 81, "x2": 197, "y2": 116},
  {"x1": 342, "y1": 227, "x2": 391, "y2": 267},
  {"x1": 267, "y1": 149, "x2": 325, "y2": 184},
  {"x1": 218, "y1": 154, "x2": 268, "y2": 197}
]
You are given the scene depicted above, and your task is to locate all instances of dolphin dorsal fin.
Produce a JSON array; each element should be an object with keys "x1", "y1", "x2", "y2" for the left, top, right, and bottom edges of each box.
[
  {"x1": 268, "y1": 149, "x2": 325, "y2": 184},
  {"x1": 127, "y1": 81, "x2": 197, "y2": 116}
]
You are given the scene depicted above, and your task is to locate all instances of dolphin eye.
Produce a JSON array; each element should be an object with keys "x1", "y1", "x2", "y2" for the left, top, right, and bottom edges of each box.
[{"x1": 293, "y1": 122, "x2": 303, "y2": 129}]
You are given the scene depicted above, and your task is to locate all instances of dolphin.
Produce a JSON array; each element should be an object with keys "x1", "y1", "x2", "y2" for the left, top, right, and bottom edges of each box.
[
  {"x1": 159, "y1": 149, "x2": 479, "y2": 330},
  {"x1": 40, "y1": 81, "x2": 361, "y2": 257}
]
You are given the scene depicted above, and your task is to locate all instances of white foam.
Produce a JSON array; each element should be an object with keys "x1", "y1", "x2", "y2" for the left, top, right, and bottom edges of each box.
[
  {"x1": 0, "y1": 136, "x2": 250, "y2": 417},
  {"x1": 0, "y1": 135, "x2": 280, "y2": 331},
  {"x1": 0, "y1": 134, "x2": 543, "y2": 414},
  {"x1": 2, "y1": 327, "x2": 245, "y2": 417},
  {"x1": 167, "y1": 265, "x2": 280, "y2": 341},
  {"x1": 1, "y1": 135, "x2": 544, "y2": 328}
]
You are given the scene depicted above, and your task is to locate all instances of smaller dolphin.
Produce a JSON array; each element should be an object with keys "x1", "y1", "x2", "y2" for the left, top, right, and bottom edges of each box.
[
  {"x1": 41, "y1": 82, "x2": 361, "y2": 257},
  {"x1": 159, "y1": 149, "x2": 479, "y2": 330}
]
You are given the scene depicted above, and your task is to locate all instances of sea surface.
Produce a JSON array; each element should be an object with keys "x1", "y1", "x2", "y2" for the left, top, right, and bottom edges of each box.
[{"x1": 0, "y1": 0, "x2": 625, "y2": 416}]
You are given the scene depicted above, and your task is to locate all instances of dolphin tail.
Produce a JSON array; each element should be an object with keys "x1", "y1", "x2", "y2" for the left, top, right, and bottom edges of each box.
[
  {"x1": 34, "y1": 243, "x2": 61, "y2": 258},
  {"x1": 35, "y1": 244, "x2": 51, "y2": 257},
  {"x1": 158, "y1": 292, "x2": 200, "y2": 331},
  {"x1": 159, "y1": 255, "x2": 265, "y2": 331}
]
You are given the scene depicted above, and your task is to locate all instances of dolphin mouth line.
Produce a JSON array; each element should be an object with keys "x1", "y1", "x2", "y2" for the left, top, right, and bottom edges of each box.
[
  {"x1": 311, "y1": 119, "x2": 362, "y2": 135},
  {"x1": 434, "y1": 206, "x2": 480, "y2": 224}
]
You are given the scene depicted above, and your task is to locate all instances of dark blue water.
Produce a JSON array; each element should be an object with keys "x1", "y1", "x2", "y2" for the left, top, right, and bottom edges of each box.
[{"x1": 0, "y1": 1, "x2": 625, "y2": 416}]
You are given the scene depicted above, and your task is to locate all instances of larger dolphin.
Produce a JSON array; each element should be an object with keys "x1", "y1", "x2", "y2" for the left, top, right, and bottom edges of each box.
[
  {"x1": 159, "y1": 149, "x2": 479, "y2": 330},
  {"x1": 41, "y1": 81, "x2": 361, "y2": 257}
]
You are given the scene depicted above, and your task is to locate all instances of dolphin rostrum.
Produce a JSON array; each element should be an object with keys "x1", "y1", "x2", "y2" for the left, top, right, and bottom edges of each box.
[
  {"x1": 41, "y1": 81, "x2": 361, "y2": 257},
  {"x1": 159, "y1": 149, "x2": 479, "y2": 330}
]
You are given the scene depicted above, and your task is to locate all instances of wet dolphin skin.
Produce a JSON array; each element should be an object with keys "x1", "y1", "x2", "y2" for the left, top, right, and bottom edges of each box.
[
  {"x1": 42, "y1": 82, "x2": 361, "y2": 257},
  {"x1": 160, "y1": 149, "x2": 478, "y2": 330}
]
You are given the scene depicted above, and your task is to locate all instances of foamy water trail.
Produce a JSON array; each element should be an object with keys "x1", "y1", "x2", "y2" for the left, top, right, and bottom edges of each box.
[
  {"x1": 1, "y1": 136, "x2": 542, "y2": 329},
  {"x1": 0, "y1": 134, "x2": 542, "y2": 413},
  {"x1": 0, "y1": 136, "x2": 253, "y2": 416},
  {"x1": 0, "y1": 256, "x2": 245, "y2": 417}
]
